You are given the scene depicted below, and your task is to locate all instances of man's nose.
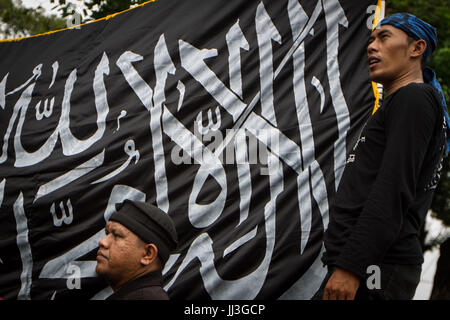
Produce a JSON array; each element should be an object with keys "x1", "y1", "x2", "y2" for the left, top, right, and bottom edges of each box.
[
  {"x1": 367, "y1": 41, "x2": 378, "y2": 54},
  {"x1": 99, "y1": 234, "x2": 109, "y2": 248}
]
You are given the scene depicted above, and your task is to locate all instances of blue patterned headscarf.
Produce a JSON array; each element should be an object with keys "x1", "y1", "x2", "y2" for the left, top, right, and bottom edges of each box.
[{"x1": 379, "y1": 13, "x2": 450, "y2": 156}]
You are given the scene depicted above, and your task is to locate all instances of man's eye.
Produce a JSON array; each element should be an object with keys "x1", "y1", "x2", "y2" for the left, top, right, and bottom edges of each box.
[{"x1": 112, "y1": 232, "x2": 122, "y2": 238}]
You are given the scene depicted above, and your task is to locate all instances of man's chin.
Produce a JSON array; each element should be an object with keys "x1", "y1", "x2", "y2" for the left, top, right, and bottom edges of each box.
[
  {"x1": 369, "y1": 75, "x2": 384, "y2": 85},
  {"x1": 95, "y1": 263, "x2": 107, "y2": 276},
  {"x1": 369, "y1": 70, "x2": 386, "y2": 84}
]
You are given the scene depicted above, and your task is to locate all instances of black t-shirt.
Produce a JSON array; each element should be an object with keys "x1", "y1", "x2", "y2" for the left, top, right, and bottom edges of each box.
[{"x1": 322, "y1": 82, "x2": 446, "y2": 279}]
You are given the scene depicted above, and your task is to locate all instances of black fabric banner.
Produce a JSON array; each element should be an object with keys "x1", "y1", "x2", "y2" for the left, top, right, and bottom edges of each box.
[{"x1": 0, "y1": 0, "x2": 378, "y2": 300}]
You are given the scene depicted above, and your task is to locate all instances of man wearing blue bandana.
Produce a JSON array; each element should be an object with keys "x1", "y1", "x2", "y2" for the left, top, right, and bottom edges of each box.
[{"x1": 313, "y1": 13, "x2": 449, "y2": 300}]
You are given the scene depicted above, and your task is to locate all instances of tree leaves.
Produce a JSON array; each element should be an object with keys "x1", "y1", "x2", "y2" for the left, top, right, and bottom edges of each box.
[{"x1": 0, "y1": 0, "x2": 65, "y2": 37}]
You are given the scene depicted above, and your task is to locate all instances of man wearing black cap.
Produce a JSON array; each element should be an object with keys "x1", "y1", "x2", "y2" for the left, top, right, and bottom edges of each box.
[
  {"x1": 96, "y1": 200, "x2": 178, "y2": 300},
  {"x1": 314, "y1": 13, "x2": 449, "y2": 300}
]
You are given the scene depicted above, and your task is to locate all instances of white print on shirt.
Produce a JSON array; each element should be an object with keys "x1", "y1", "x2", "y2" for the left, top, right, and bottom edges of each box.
[
  {"x1": 347, "y1": 135, "x2": 366, "y2": 164},
  {"x1": 425, "y1": 116, "x2": 447, "y2": 191}
]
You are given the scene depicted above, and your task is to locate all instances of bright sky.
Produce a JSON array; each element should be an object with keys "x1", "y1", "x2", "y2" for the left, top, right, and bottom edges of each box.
[
  {"x1": 19, "y1": 0, "x2": 91, "y2": 19},
  {"x1": 19, "y1": 0, "x2": 60, "y2": 13}
]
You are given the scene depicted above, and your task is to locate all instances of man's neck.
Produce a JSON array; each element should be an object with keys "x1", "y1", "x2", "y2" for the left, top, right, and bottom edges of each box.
[{"x1": 383, "y1": 69, "x2": 424, "y2": 96}]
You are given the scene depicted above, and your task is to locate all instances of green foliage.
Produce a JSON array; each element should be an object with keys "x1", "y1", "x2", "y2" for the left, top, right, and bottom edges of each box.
[
  {"x1": 84, "y1": 0, "x2": 148, "y2": 20},
  {"x1": 386, "y1": 0, "x2": 450, "y2": 46},
  {"x1": 0, "y1": 0, "x2": 65, "y2": 37},
  {"x1": 51, "y1": 0, "x2": 149, "y2": 21}
]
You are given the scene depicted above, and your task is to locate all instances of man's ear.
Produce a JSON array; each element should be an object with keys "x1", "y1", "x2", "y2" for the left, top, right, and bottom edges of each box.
[
  {"x1": 140, "y1": 243, "x2": 158, "y2": 266},
  {"x1": 410, "y1": 39, "x2": 427, "y2": 59}
]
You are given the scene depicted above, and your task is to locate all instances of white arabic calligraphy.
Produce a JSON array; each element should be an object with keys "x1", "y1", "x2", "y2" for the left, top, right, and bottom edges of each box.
[{"x1": 1, "y1": 0, "x2": 353, "y2": 300}]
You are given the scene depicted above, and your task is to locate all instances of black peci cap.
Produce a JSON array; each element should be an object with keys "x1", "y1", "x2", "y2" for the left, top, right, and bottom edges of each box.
[{"x1": 110, "y1": 200, "x2": 178, "y2": 264}]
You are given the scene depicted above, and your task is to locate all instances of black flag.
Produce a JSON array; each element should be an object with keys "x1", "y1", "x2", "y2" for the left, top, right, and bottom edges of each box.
[{"x1": 0, "y1": 0, "x2": 380, "y2": 300}]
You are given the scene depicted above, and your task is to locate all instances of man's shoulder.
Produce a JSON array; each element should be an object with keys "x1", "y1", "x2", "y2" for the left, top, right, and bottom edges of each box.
[
  {"x1": 385, "y1": 82, "x2": 442, "y2": 115},
  {"x1": 393, "y1": 83, "x2": 441, "y2": 106},
  {"x1": 107, "y1": 283, "x2": 169, "y2": 300},
  {"x1": 107, "y1": 271, "x2": 169, "y2": 300},
  {"x1": 121, "y1": 286, "x2": 170, "y2": 300}
]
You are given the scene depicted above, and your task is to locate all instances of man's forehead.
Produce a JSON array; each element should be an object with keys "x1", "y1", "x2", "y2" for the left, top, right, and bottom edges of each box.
[
  {"x1": 371, "y1": 25, "x2": 396, "y2": 35},
  {"x1": 370, "y1": 24, "x2": 411, "y2": 41},
  {"x1": 106, "y1": 220, "x2": 127, "y2": 232}
]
